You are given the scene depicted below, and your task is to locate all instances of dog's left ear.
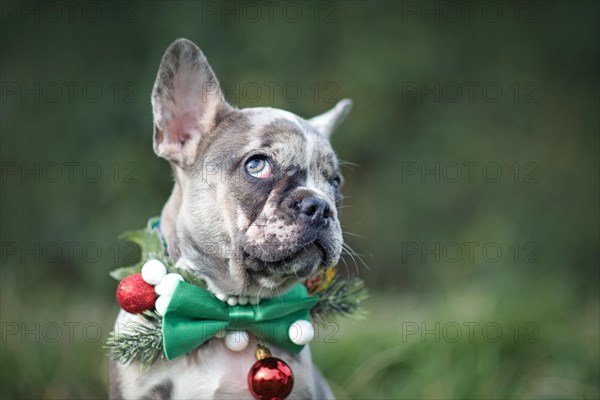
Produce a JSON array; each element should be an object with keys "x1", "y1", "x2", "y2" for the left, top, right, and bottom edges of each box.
[
  {"x1": 308, "y1": 98, "x2": 353, "y2": 137},
  {"x1": 151, "y1": 38, "x2": 232, "y2": 167}
]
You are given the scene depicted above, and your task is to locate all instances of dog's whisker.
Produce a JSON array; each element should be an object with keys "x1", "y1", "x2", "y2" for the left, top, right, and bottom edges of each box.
[
  {"x1": 342, "y1": 242, "x2": 369, "y2": 273},
  {"x1": 255, "y1": 283, "x2": 268, "y2": 310},
  {"x1": 338, "y1": 251, "x2": 351, "y2": 275},
  {"x1": 338, "y1": 160, "x2": 360, "y2": 168},
  {"x1": 341, "y1": 243, "x2": 360, "y2": 275},
  {"x1": 274, "y1": 284, "x2": 289, "y2": 314},
  {"x1": 343, "y1": 231, "x2": 366, "y2": 239}
]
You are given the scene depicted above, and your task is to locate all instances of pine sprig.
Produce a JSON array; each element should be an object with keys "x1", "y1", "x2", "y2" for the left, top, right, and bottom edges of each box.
[
  {"x1": 105, "y1": 323, "x2": 164, "y2": 367},
  {"x1": 311, "y1": 277, "x2": 368, "y2": 322}
]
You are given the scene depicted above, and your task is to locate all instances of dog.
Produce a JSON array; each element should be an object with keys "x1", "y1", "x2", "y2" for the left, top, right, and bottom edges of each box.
[{"x1": 109, "y1": 38, "x2": 352, "y2": 399}]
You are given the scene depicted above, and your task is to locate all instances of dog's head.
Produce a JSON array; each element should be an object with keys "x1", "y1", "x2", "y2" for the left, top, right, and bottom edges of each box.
[{"x1": 152, "y1": 39, "x2": 352, "y2": 298}]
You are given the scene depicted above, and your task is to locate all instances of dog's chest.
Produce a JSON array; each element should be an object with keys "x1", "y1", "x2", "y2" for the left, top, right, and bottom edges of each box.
[{"x1": 115, "y1": 312, "x2": 315, "y2": 399}]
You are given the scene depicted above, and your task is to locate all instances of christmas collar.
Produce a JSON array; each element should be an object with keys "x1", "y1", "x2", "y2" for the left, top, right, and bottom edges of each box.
[{"x1": 106, "y1": 217, "x2": 367, "y2": 399}]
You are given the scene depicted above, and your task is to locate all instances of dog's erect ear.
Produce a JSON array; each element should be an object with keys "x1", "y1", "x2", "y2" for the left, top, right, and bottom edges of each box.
[
  {"x1": 151, "y1": 38, "x2": 231, "y2": 166},
  {"x1": 308, "y1": 98, "x2": 353, "y2": 138}
]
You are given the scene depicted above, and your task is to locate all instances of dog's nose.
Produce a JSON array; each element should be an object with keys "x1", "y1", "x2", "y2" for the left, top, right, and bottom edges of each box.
[{"x1": 299, "y1": 197, "x2": 331, "y2": 227}]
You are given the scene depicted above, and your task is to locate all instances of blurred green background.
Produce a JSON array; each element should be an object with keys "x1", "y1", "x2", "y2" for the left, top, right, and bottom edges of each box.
[{"x1": 1, "y1": 1, "x2": 598, "y2": 399}]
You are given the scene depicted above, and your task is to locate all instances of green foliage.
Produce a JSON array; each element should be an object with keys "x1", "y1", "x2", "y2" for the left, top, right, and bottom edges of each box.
[
  {"x1": 312, "y1": 277, "x2": 368, "y2": 323},
  {"x1": 105, "y1": 323, "x2": 164, "y2": 367},
  {"x1": 109, "y1": 217, "x2": 171, "y2": 280}
]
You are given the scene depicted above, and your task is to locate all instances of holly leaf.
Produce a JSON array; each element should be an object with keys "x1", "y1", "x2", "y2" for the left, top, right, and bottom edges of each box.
[
  {"x1": 109, "y1": 263, "x2": 144, "y2": 280},
  {"x1": 119, "y1": 228, "x2": 162, "y2": 258},
  {"x1": 110, "y1": 217, "x2": 171, "y2": 281}
]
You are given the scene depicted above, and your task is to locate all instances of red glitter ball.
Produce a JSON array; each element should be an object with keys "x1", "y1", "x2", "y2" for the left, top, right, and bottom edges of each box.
[
  {"x1": 116, "y1": 273, "x2": 156, "y2": 314},
  {"x1": 247, "y1": 357, "x2": 294, "y2": 400}
]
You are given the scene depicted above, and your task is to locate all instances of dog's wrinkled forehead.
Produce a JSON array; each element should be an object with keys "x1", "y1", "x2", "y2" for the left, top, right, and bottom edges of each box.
[
  {"x1": 201, "y1": 106, "x2": 338, "y2": 183},
  {"x1": 240, "y1": 108, "x2": 336, "y2": 174}
]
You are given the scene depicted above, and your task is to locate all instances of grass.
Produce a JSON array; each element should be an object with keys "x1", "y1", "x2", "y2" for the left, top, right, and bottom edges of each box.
[{"x1": 313, "y1": 281, "x2": 599, "y2": 399}]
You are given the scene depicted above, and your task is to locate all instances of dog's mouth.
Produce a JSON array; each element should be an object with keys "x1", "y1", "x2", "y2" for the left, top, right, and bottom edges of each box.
[
  {"x1": 234, "y1": 224, "x2": 342, "y2": 295},
  {"x1": 242, "y1": 240, "x2": 329, "y2": 284}
]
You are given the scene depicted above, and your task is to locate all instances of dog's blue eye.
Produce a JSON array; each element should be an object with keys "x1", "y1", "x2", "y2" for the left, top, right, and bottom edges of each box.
[
  {"x1": 332, "y1": 175, "x2": 341, "y2": 189},
  {"x1": 245, "y1": 157, "x2": 273, "y2": 179}
]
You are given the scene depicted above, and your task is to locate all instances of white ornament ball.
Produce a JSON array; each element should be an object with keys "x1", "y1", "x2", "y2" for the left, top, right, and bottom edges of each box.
[
  {"x1": 155, "y1": 295, "x2": 171, "y2": 316},
  {"x1": 224, "y1": 331, "x2": 249, "y2": 351},
  {"x1": 227, "y1": 296, "x2": 238, "y2": 307},
  {"x1": 238, "y1": 296, "x2": 249, "y2": 306},
  {"x1": 289, "y1": 320, "x2": 315, "y2": 345},
  {"x1": 249, "y1": 297, "x2": 260, "y2": 306},
  {"x1": 141, "y1": 259, "x2": 167, "y2": 285},
  {"x1": 216, "y1": 293, "x2": 228, "y2": 302},
  {"x1": 155, "y1": 273, "x2": 184, "y2": 296}
]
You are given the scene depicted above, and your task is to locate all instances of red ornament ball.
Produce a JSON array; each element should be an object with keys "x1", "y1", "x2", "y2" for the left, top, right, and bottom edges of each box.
[
  {"x1": 247, "y1": 357, "x2": 294, "y2": 400},
  {"x1": 116, "y1": 273, "x2": 156, "y2": 314}
]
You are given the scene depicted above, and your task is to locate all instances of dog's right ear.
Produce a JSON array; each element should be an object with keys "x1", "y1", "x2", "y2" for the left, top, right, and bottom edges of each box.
[
  {"x1": 151, "y1": 38, "x2": 231, "y2": 167},
  {"x1": 308, "y1": 98, "x2": 353, "y2": 138}
]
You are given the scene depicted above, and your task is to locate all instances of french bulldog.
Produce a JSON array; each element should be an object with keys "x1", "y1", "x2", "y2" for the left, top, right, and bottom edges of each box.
[{"x1": 109, "y1": 38, "x2": 352, "y2": 399}]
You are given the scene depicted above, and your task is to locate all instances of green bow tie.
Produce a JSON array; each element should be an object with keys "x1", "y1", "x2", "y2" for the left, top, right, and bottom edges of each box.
[{"x1": 162, "y1": 281, "x2": 318, "y2": 360}]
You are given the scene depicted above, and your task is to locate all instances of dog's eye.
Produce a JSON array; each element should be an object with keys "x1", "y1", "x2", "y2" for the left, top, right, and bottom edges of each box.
[
  {"x1": 332, "y1": 175, "x2": 342, "y2": 189},
  {"x1": 245, "y1": 156, "x2": 273, "y2": 179}
]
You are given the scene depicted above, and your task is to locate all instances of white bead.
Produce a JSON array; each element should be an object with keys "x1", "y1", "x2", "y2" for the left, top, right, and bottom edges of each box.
[
  {"x1": 249, "y1": 297, "x2": 260, "y2": 305},
  {"x1": 141, "y1": 259, "x2": 167, "y2": 285},
  {"x1": 227, "y1": 296, "x2": 238, "y2": 307},
  {"x1": 238, "y1": 296, "x2": 249, "y2": 306},
  {"x1": 216, "y1": 293, "x2": 228, "y2": 302},
  {"x1": 289, "y1": 320, "x2": 315, "y2": 345},
  {"x1": 155, "y1": 295, "x2": 171, "y2": 316},
  {"x1": 155, "y1": 273, "x2": 184, "y2": 296},
  {"x1": 215, "y1": 330, "x2": 226, "y2": 339},
  {"x1": 224, "y1": 331, "x2": 249, "y2": 351}
]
